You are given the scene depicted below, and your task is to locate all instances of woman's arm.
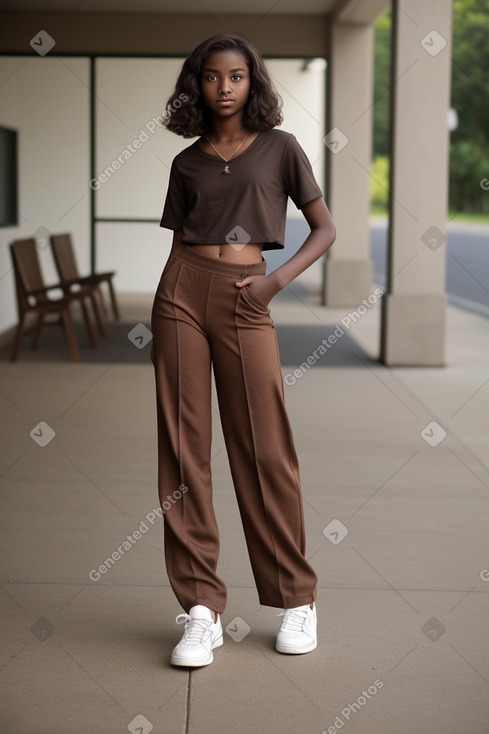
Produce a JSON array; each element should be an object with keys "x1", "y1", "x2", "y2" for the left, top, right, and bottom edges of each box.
[
  {"x1": 170, "y1": 229, "x2": 184, "y2": 254},
  {"x1": 236, "y1": 196, "x2": 336, "y2": 303},
  {"x1": 270, "y1": 196, "x2": 336, "y2": 289}
]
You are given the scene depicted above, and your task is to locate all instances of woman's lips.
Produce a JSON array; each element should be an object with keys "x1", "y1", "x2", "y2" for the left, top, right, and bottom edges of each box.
[{"x1": 217, "y1": 99, "x2": 234, "y2": 105}]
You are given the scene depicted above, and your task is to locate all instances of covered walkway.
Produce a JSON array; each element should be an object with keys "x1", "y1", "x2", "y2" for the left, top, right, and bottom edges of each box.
[
  {"x1": 1, "y1": 287, "x2": 488, "y2": 733},
  {"x1": 1, "y1": 2, "x2": 487, "y2": 732}
]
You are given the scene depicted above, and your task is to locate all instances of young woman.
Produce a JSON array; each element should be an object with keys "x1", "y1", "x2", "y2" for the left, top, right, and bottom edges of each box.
[{"x1": 151, "y1": 33, "x2": 336, "y2": 667}]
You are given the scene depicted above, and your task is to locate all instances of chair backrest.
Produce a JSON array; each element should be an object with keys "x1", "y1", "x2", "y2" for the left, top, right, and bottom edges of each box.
[
  {"x1": 10, "y1": 242, "x2": 29, "y2": 317},
  {"x1": 50, "y1": 234, "x2": 79, "y2": 284},
  {"x1": 10, "y1": 239, "x2": 47, "y2": 313},
  {"x1": 10, "y1": 238, "x2": 45, "y2": 291}
]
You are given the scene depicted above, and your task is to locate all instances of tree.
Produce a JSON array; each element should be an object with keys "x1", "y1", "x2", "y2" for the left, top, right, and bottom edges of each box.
[
  {"x1": 373, "y1": 8, "x2": 391, "y2": 159},
  {"x1": 449, "y1": 0, "x2": 489, "y2": 212},
  {"x1": 372, "y1": 0, "x2": 489, "y2": 214}
]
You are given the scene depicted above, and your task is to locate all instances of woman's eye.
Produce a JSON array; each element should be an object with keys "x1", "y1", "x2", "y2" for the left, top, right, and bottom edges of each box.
[{"x1": 204, "y1": 73, "x2": 243, "y2": 82}]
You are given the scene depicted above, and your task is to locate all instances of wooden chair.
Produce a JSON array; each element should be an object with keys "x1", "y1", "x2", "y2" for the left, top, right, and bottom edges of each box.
[
  {"x1": 9, "y1": 238, "x2": 98, "y2": 362},
  {"x1": 50, "y1": 234, "x2": 119, "y2": 328}
]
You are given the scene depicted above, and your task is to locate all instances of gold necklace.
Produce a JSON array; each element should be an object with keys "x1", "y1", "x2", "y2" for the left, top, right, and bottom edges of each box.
[{"x1": 204, "y1": 132, "x2": 252, "y2": 174}]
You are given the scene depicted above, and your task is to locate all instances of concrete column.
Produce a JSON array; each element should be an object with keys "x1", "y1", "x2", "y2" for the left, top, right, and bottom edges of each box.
[
  {"x1": 381, "y1": 0, "x2": 452, "y2": 365},
  {"x1": 322, "y1": 20, "x2": 374, "y2": 307}
]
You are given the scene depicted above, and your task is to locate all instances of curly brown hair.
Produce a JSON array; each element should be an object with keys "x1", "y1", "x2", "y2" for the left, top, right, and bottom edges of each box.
[{"x1": 163, "y1": 34, "x2": 283, "y2": 138}]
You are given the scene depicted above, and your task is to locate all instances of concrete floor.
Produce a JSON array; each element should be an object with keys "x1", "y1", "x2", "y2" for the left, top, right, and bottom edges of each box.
[{"x1": 1, "y1": 287, "x2": 488, "y2": 734}]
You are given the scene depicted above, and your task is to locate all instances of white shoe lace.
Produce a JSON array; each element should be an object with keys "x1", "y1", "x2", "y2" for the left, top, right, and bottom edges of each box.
[
  {"x1": 277, "y1": 608, "x2": 309, "y2": 632},
  {"x1": 176, "y1": 613, "x2": 213, "y2": 643}
]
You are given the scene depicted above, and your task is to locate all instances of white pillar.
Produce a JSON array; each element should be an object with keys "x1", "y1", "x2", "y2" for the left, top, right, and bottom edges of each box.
[
  {"x1": 381, "y1": 0, "x2": 452, "y2": 365},
  {"x1": 323, "y1": 20, "x2": 374, "y2": 306}
]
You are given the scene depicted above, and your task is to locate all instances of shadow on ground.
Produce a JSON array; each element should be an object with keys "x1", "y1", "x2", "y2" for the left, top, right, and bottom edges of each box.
[{"x1": 0, "y1": 318, "x2": 374, "y2": 368}]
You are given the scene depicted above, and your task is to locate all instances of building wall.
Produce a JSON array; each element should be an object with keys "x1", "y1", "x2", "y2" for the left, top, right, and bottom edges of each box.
[
  {"x1": 0, "y1": 54, "x2": 324, "y2": 336},
  {"x1": 0, "y1": 56, "x2": 90, "y2": 337},
  {"x1": 0, "y1": 13, "x2": 329, "y2": 58},
  {"x1": 95, "y1": 56, "x2": 325, "y2": 292}
]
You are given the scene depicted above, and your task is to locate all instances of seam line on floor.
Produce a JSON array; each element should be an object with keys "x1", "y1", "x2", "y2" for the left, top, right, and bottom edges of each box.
[{"x1": 184, "y1": 670, "x2": 192, "y2": 734}]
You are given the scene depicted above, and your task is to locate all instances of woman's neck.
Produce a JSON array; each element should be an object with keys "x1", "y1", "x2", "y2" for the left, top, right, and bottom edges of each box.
[{"x1": 207, "y1": 116, "x2": 250, "y2": 143}]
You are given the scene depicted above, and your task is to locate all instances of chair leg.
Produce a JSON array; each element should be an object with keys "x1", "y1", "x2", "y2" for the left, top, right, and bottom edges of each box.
[
  {"x1": 107, "y1": 279, "x2": 120, "y2": 320},
  {"x1": 60, "y1": 307, "x2": 80, "y2": 362},
  {"x1": 31, "y1": 313, "x2": 45, "y2": 351},
  {"x1": 80, "y1": 298, "x2": 97, "y2": 348},
  {"x1": 10, "y1": 316, "x2": 26, "y2": 362},
  {"x1": 91, "y1": 288, "x2": 107, "y2": 337}
]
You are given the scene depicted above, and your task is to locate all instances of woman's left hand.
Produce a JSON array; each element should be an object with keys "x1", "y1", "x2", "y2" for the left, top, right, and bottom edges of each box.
[{"x1": 235, "y1": 273, "x2": 281, "y2": 307}]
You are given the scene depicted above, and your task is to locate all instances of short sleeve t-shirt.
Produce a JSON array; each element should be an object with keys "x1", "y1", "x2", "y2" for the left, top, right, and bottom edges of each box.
[{"x1": 160, "y1": 129, "x2": 323, "y2": 251}]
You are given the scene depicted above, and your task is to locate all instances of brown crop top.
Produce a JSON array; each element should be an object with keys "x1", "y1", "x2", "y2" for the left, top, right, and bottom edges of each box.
[{"x1": 159, "y1": 128, "x2": 323, "y2": 251}]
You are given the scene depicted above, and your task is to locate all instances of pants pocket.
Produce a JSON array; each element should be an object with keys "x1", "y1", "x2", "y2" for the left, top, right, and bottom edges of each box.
[
  {"x1": 242, "y1": 284, "x2": 270, "y2": 313},
  {"x1": 157, "y1": 255, "x2": 180, "y2": 288}
]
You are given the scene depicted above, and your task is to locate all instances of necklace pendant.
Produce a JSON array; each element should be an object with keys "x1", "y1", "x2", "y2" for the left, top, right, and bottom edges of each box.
[{"x1": 222, "y1": 164, "x2": 231, "y2": 174}]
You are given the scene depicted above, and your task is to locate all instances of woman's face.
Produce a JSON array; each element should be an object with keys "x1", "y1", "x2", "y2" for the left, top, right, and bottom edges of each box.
[{"x1": 200, "y1": 50, "x2": 251, "y2": 122}]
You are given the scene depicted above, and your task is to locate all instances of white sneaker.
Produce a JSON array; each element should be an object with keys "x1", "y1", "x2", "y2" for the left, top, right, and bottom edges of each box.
[
  {"x1": 170, "y1": 605, "x2": 223, "y2": 667},
  {"x1": 276, "y1": 602, "x2": 317, "y2": 654}
]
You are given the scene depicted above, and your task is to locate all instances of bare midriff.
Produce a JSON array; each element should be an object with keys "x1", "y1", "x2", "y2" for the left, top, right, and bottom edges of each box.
[{"x1": 187, "y1": 243, "x2": 264, "y2": 264}]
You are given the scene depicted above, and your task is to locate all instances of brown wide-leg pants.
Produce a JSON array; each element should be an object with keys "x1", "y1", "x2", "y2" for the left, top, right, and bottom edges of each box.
[{"x1": 150, "y1": 244, "x2": 317, "y2": 614}]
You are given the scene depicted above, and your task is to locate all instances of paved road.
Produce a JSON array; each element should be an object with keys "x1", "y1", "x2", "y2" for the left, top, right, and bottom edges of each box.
[
  {"x1": 371, "y1": 222, "x2": 489, "y2": 318},
  {"x1": 266, "y1": 219, "x2": 489, "y2": 317}
]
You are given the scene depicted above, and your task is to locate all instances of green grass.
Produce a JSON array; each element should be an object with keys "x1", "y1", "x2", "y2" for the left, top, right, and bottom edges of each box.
[
  {"x1": 370, "y1": 204, "x2": 388, "y2": 218},
  {"x1": 369, "y1": 204, "x2": 489, "y2": 224},
  {"x1": 448, "y1": 210, "x2": 489, "y2": 224}
]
